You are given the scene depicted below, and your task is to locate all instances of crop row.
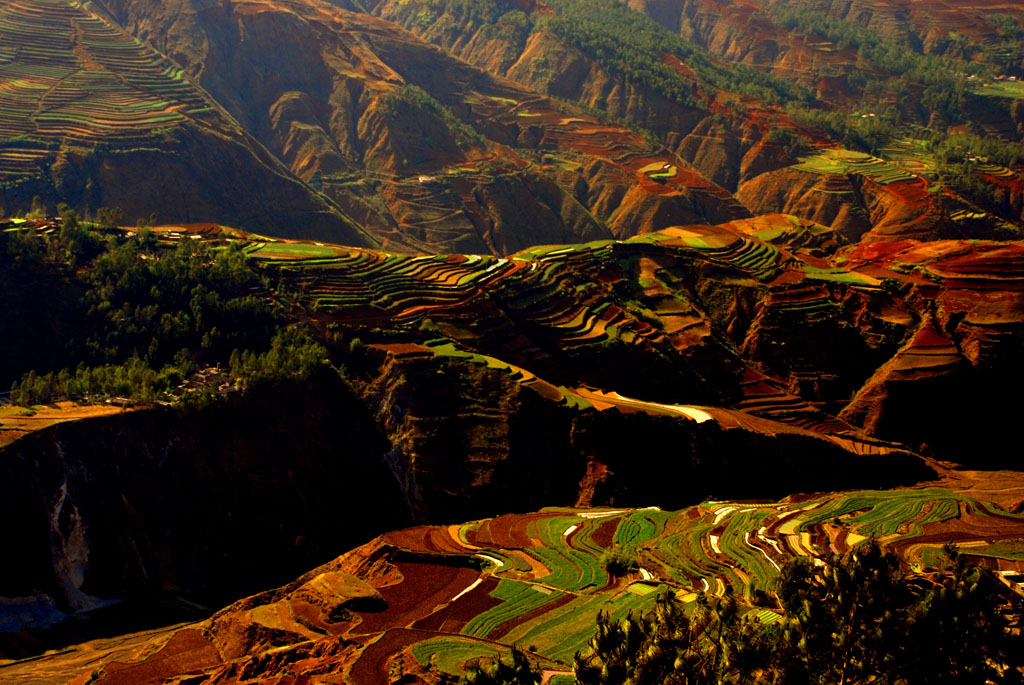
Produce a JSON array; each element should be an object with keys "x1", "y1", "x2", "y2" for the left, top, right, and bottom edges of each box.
[
  {"x1": 500, "y1": 589, "x2": 661, "y2": 664},
  {"x1": 795, "y1": 149, "x2": 917, "y2": 185},
  {"x1": 525, "y1": 516, "x2": 607, "y2": 591},
  {"x1": 461, "y1": 579, "x2": 568, "y2": 639}
]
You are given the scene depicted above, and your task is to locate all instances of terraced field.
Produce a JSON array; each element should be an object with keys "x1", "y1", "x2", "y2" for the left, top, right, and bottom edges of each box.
[
  {"x1": 240, "y1": 215, "x2": 958, "y2": 453},
  {"x1": 34, "y1": 480, "x2": 1024, "y2": 683},
  {"x1": 793, "y1": 148, "x2": 918, "y2": 185},
  {"x1": 975, "y1": 80, "x2": 1024, "y2": 100},
  {"x1": 0, "y1": 0, "x2": 220, "y2": 182}
]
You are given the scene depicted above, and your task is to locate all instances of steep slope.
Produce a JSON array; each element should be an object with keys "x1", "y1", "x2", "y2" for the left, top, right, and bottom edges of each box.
[
  {"x1": 358, "y1": 0, "x2": 804, "y2": 192},
  {"x1": 92, "y1": 0, "x2": 748, "y2": 255},
  {"x1": 352, "y1": 0, "x2": 1024, "y2": 241},
  {"x1": 0, "y1": 0, "x2": 370, "y2": 244},
  {"x1": 0, "y1": 370, "x2": 410, "y2": 642}
]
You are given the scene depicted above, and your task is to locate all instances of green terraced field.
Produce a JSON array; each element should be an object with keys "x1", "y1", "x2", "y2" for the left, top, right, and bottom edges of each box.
[
  {"x1": 461, "y1": 580, "x2": 568, "y2": 638},
  {"x1": 975, "y1": 80, "x2": 1024, "y2": 100},
  {"x1": 411, "y1": 636, "x2": 508, "y2": 673},
  {"x1": 248, "y1": 242, "x2": 343, "y2": 258},
  {"x1": 793, "y1": 148, "x2": 917, "y2": 185}
]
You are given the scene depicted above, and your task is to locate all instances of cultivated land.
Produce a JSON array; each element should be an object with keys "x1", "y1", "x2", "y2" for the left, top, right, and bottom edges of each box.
[
  {"x1": 3, "y1": 0, "x2": 1024, "y2": 681},
  {"x1": 10, "y1": 468, "x2": 1024, "y2": 682},
  {"x1": 3, "y1": 208, "x2": 1024, "y2": 680}
]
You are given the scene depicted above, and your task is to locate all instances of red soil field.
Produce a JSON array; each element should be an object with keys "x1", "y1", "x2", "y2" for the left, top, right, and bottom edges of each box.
[
  {"x1": 352, "y1": 560, "x2": 480, "y2": 634},
  {"x1": 590, "y1": 517, "x2": 620, "y2": 549},
  {"x1": 96, "y1": 629, "x2": 221, "y2": 685},
  {"x1": 467, "y1": 513, "x2": 556, "y2": 549},
  {"x1": 347, "y1": 628, "x2": 437, "y2": 684},
  {"x1": 382, "y1": 525, "x2": 474, "y2": 554},
  {"x1": 412, "y1": 577, "x2": 501, "y2": 632}
]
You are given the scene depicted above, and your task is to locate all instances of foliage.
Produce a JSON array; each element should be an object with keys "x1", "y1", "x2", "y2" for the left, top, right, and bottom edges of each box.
[
  {"x1": 770, "y1": 6, "x2": 980, "y2": 121},
  {"x1": 11, "y1": 357, "x2": 186, "y2": 405},
  {"x1": 932, "y1": 133, "x2": 1024, "y2": 214},
  {"x1": 381, "y1": 84, "x2": 485, "y2": 148},
  {"x1": 772, "y1": 544, "x2": 907, "y2": 683},
  {"x1": 423, "y1": 0, "x2": 516, "y2": 27},
  {"x1": 933, "y1": 133, "x2": 1024, "y2": 167},
  {"x1": 462, "y1": 646, "x2": 541, "y2": 685},
  {"x1": 538, "y1": 0, "x2": 807, "y2": 107},
  {"x1": 763, "y1": 128, "x2": 812, "y2": 160},
  {"x1": 79, "y1": 237, "x2": 275, "y2": 366},
  {"x1": 2, "y1": 219, "x2": 301, "y2": 404},
  {"x1": 982, "y1": 14, "x2": 1024, "y2": 72},
  {"x1": 600, "y1": 549, "x2": 638, "y2": 577},
  {"x1": 785, "y1": 103, "x2": 900, "y2": 153},
  {"x1": 572, "y1": 546, "x2": 1023, "y2": 684},
  {"x1": 772, "y1": 544, "x2": 1023, "y2": 684},
  {"x1": 228, "y1": 327, "x2": 329, "y2": 388},
  {"x1": 573, "y1": 590, "x2": 764, "y2": 685}
]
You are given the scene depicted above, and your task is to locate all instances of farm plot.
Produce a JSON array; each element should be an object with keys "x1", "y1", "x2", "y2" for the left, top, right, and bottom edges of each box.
[
  {"x1": 411, "y1": 637, "x2": 513, "y2": 677},
  {"x1": 794, "y1": 148, "x2": 917, "y2": 185},
  {"x1": 0, "y1": 0, "x2": 221, "y2": 179},
  {"x1": 613, "y1": 509, "x2": 676, "y2": 550},
  {"x1": 525, "y1": 516, "x2": 608, "y2": 591},
  {"x1": 460, "y1": 580, "x2": 570, "y2": 639},
  {"x1": 975, "y1": 80, "x2": 1024, "y2": 100},
  {"x1": 499, "y1": 589, "x2": 662, "y2": 664},
  {"x1": 795, "y1": 489, "x2": 966, "y2": 538}
]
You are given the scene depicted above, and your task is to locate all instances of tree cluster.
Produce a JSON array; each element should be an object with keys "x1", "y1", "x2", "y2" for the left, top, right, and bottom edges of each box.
[
  {"x1": 3, "y1": 210, "x2": 330, "y2": 405},
  {"x1": 569, "y1": 545, "x2": 1023, "y2": 684},
  {"x1": 770, "y1": 6, "x2": 980, "y2": 122},
  {"x1": 537, "y1": 0, "x2": 807, "y2": 108}
]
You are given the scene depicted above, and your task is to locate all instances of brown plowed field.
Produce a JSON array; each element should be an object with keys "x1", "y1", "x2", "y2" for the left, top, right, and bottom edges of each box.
[
  {"x1": 352, "y1": 560, "x2": 480, "y2": 634},
  {"x1": 412, "y1": 577, "x2": 501, "y2": 632}
]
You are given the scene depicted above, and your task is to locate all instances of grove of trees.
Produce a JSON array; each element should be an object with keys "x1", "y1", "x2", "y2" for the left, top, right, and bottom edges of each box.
[{"x1": 463, "y1": 546, "x2": 1024, "y2": 684}]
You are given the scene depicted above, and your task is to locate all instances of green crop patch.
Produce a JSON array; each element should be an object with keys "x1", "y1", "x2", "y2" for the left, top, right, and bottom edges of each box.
[
  {"x1": 461, "y1": 580, "x2": 568, "y2": 639},
  {"x1": 794, "y1": 148, "x2": 916, "y2": 185},
  {"x1": 411, "y1": 637, "x2": 508, "y2": 675},
  {"x1": 975, "y1": 80, "x2": 1024, "y2": 100}
]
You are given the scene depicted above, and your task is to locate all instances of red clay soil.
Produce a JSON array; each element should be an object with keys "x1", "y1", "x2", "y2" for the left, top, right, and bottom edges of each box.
[
  {"x1": 382, "y1": 525, "x2": 473, "y2": 554},
  {"x1": 412, "y1": 576, "x2": 502, "y2": 632},
  {"x1": 921, "y1": 463, "x2": 1024, "y2": 510},
  {"x1": 96, "y1": 629, "x2": 222, "y2": 685},
  {"x1": 467, "y1": 513, "x2": 555, "y2": 549},
  {"x1": 347, "y1": 628, "x2": 439, "y2": 684},
  {"x1": 352, "y1": 560, "x2": 480, "y2": 635},
  {"x1": 590, "y1": 517, "x2": 620, "y2": 549}
]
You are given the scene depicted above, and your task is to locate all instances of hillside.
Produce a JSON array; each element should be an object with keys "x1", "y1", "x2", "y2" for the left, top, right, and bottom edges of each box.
[
  {"x1": 0, "y1": 0, "x2": 370, "y2": 243},
  {"x1": 7, "y1": 468, "x2": 1024, "y2": 682},
  {"x1": 355, "y1": 0, "x2": 1024, "y2": 238},
  {"x1": 3, "y1": 218, "x2": 1023, "y2": 668},
  {"x1": 67, "y1": 0, "x2": 750, "y2": 254},
  {"x1": 3, "y1": 0, "x2": 1024, "y2": 681}
]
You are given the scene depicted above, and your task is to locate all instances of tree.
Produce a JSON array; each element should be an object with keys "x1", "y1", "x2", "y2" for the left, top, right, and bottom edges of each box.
[
  {"x1": 462, "y1": 646, "x2": 541, "y2": 685},
  {"x1": 773, "y1": 544, "x2": 908, "y2": 684},
  {"x1": 95, "y1": 206, "x2": 123, "y2": 229},
  {"x1": 773, "y1": 543, "x2": 1024, "y2": 684},
  {"x1": 902, "y1": 545, "x2": 1024, "y2": 684},
  {"x1": 572, "y1": 546, "x2": 1023, "y2": 685},
  {"x1": 573, "y1": 590, "x2": 761, "y2": 685}
]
